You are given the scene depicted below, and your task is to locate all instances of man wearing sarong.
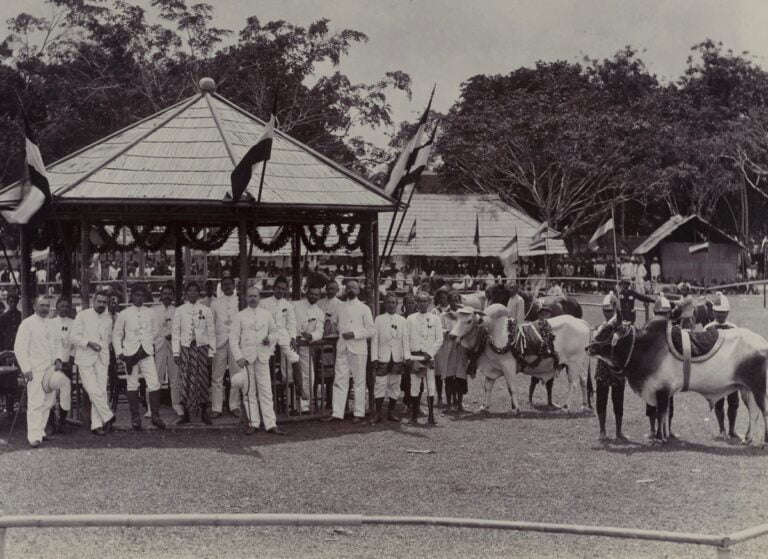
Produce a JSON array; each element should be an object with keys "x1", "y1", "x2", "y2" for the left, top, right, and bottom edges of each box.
[
  {"x1": 71, "y1": 290, "x2": 115, "y2": 435},
  {"x1": 14, "y1": 296, "x2": 71, "y2": 447},
  {"x1": 370, "y1": 292, "x2": 410, "y2": 423},
  {"x1": 152, "y1": 285, "x2": 181, "y2": 418},
  {"x1": 229, "y1": 286, "x2": 286, "y2": 435},
  {"x1": 705, "y1": 292, "x2": 740, "y2": 440},
  {"x1": 172, "y1": 281, "x2": 215, "y2": 425},
  {"x1": 406, "y1": 292, "x2": 444, "y2": 425},
  {"x1": 113, "y1": 285, "x2": 165, "y2": 430},
  {"x1": 439, "y1": 291, "x2": 469, "y2": 412}
]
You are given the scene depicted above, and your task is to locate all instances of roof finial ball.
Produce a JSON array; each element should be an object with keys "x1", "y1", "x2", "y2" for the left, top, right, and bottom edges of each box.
[{"x1": 199, "y1": 77, "x2": 216, "y2": 93}]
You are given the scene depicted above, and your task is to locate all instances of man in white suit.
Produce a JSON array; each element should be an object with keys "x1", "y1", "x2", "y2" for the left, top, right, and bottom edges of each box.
[
  {"x1": 14, "y1": 296, "x2": 70, "y2": 447},
  {"x1": 47, "y1": 297, "x2": 75, "y2": 433},
  {"x1": 370, "y1": 292, "x2": 410, "y2": 424},
  {"x1": 323, "y1": 280, "x2": 375, "y2": 423},
  {"x1": 229, "y1": 286, "x2": 286, "y2": 435},
  {"x1": 153, "y1": 285, "x2": 181, "y2": 417},
  {"x1": 293, "y1": 285, "x2": 325, "y2": 413},
  {"x1": 113, "y1": 285, "x2": 165, "y2": 430},
  {"x1": 210, "y1": 274, "x2": 239, "y2": 418},
  {"x1": 71, "y1": 290, "x2": 115, "y2": 435},
  {"x1": 406, "y1": 292, "x2": 444, "y2": 425}
]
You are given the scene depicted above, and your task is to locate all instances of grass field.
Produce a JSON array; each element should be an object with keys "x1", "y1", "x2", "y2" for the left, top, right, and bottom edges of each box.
[{"x1": 1, "y1": 294, "x2": 768, "y2": 558}]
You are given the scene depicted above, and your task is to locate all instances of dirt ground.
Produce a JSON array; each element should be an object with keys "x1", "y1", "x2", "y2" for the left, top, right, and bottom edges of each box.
[{"x1": 1, "y1": 294, "x2": 768, "y2": 558}]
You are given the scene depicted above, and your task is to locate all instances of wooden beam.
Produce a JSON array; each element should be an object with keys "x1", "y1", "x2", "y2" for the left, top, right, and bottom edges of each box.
[
  {"x1": 59, "y1": 223, "x2": 73, "y2": 300},
  {"x1": 80, "y1": 219, "x2": 90, "y2": 310},
  {"x1": 18, "y1": 226, "x2": 32, "y2": 318},
  {"x1": 291, "y1": 225, "x2": 302, "y2": 300},
  {"x1": 238, "y1": 217, "x2": 248, "y2": 309},
  {"x1": 174, "y1": 226, "x2": 184, "y2": 306}
]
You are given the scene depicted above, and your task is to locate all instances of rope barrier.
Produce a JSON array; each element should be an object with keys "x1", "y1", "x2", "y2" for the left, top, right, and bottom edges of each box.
[{"x1": 1, "y1": 513, "x2": 766, "y2": 557}]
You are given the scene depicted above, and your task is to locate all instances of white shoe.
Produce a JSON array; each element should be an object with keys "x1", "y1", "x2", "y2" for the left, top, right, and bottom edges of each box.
[{"x1": 144, "y1": 410, "x2": 152, "y2": 418}]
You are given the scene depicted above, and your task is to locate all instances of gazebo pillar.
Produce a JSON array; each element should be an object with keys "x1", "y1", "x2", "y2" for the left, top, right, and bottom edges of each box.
[
  {"x1": 59, "y1": 223, "x2": 74, "y2": 300},
  {"x1": 18, "y1": 226, "x2": 32, "y2": 317},
  {"x1": 174, "y1": 226, "x2": 184, "y2": 306},
  {"x1": 238, "y1": 217, "x2": 248, "y2": 309},
  {"x1": 291, "y1": 225, "x2": 302, "y2": 300},
  {"x1": 79, "y1": 219, "x2": 91, "y2": 309},
  {"x1": 361, "y1": 215, "x2": 379, "y2": 316}
]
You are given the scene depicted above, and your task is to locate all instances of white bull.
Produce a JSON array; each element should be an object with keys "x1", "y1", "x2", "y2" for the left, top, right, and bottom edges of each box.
[{"x1": 451, "y1": 304, "x2": 592, "y2": 413}]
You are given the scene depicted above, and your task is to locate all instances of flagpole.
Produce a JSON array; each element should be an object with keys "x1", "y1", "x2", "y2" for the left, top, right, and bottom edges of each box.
[
  {"x1": 257, "y1": 93, "x2": 278, "y2": 205},
  {"x1": 384, "y1": 175, "x2": 422, "y2": 266},
  {"x1": 611, "y1": 204, "x2": 620, "y2": 287},
  {"x1": 0, "y1": 237, "x2": 18, "y2": 288}
]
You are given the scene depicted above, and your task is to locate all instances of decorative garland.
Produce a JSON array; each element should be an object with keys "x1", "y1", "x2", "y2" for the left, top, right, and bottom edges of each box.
[
  {"x1": 247, "y1": 226, "x2": 292, "y2": 252},
  {"x1": 298, "y1": 223, "x2": 362, "y2": 253},
  {"x1": 487, "y1": 319, "x2": 560, "y2": 372},
  {"x1": 127, "y1": 225, "x2": 173, "y2": 252},
  {"x1": 181, "y1": 226, "x2": 235, "y2": 251}
]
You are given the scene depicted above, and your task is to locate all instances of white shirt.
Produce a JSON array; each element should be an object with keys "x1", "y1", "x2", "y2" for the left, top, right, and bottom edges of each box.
[
  {"x1": 371, "y1": 312, "x2": 410, "y2": 363},
  {"x1": 405, "y1": 311, "x2": 443, "y2": 359},
  {"x1": 260, "y1": 296, "x2": 297, "y2": 338},
  {"x1": 49, "y1": 316, "x2": 74, "y2": 363},
  {"x1": 113, "y1": 305, "x2": 156, "y2": 358},
  {"x1": 211, "y1": 293, "x2": 239, "y2": 349},
  {"x1": 293, "y1": 299, "x2": 325, "y2": 343},
  {"x1": 229, "y1": 306, "x2": 279, "y2": 364},
  {"x1": 71, "y1": 308, "x2": 112, "y2": 367},
  {"x1": 108, "y1": 266, "x2": 120, "y2": 280},
  {"x1": 506, "y1": 294, "x2": 526, "y2": 324},
  {"x1": 650, "y1": 263, "x2": 661, "y2": 280},
  {"x1": 333, "y1": 298, "x2": 375, "y2": 355},
  {"x1": 36, "y1": 268, "x2": 47, "y2": 283},
  {"x1": 317, "y1": 296, "x2": 341, "y2": 321},
  {"x1": 153, "y1": 303, "x2": 176, "y2": 351},
  {"x1": 14, "y1": 314, "x2": 56, "y2": 373},
  {"x1": 172, "y1": 301, "x2": 216, "y2": 357}
]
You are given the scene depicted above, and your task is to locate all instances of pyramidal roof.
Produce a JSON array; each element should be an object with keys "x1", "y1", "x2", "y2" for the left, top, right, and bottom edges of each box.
[{"x1": 15, "y1": 82, "x2": 394, "y2": 210}]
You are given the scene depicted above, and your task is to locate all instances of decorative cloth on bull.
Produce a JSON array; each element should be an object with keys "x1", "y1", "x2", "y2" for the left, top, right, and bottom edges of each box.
[
  {"x1": 488, "y1": 318, "x2": 560, "y2": 372},
  {"x1": 665, "y1": 322, "x2": 724, "y2": 392}
]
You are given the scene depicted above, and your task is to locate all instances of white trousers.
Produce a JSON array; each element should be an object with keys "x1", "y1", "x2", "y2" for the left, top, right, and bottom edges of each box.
[
  {"x1": 155, "y1": 342, "x2": 181, "y2": 414},
  {"x1": 230, "y1": 361, "x2": 277, "y2": 430},
  {"x1": 374, "y1": 374, "x2": 400, "y2": 400},
  {"x1": 26, "y1": 366, "x2": 59, "y2": 444},
  {"x1": 209, "y1": 342, "x2": 235, "y2": 413},
  {"x1": 78, "y1": 361, "x2": 114, "y2": 429},
  {"x1": 410, "y1": 368, "x2": 436, "y2": 398},
  {"x1": 298, "y1": 347, "x2": 315, "y2": 412},
  {"x1": 332, "y1": 348, "x2": 367, "y2": 419},
  {"x1": 126, "y1": 356, "x2": 160, "y2": 392}
]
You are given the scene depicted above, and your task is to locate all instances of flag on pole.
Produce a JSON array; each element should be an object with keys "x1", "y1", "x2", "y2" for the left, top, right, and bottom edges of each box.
[
  {"x1": 0, "y1": 105, "x2": 52, "y2": 224},
  {"x1": 270, "y1": 226, "x2": 283, "y2": 243},
  {"x1": 588, "y1": 217, "x2": 614, "y2": 251},
  {"x1": 499, "y1": 234, "x2": 518, "y2": 263},
  {"x1": 383, "y1": 86, "x2": 435, "y2": 197},
  {"x1": 392, "y1": 125, "x2": 437, "y2": 200},
  {"x1": 689, "y1": 241, "x2": 709, "y2": 254},
  {"x1": 473, "y1": 213, "x2": 480, "y2": 255},
  {"x1": 406, "y1": 219, "x2": 417, "y2": 244},
  {"x1": 529, "y1": 221, "x2": 548, "y2": 251},
  {"x1": 230, "y1": 113, "x2": 275, "y2": 202}
]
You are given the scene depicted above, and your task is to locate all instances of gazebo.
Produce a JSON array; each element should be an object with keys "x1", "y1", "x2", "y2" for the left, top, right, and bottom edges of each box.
[{"x1": 5, "y1": 78, "x2": 395, "y2": 314}]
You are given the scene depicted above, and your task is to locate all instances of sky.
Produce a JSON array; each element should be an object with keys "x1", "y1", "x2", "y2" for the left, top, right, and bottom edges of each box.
[{"x1": 3, "y1": 0, "x2": 768, "y2": 144}]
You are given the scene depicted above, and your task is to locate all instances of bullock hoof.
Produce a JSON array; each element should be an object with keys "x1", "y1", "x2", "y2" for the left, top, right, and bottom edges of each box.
[
  {"x1": 728, "y1": 432, "x2": 742, "y2": 441},
  {"x1": 478, "y1": 406, "x2": 490, "y2": 415},
  {"x1": 510, "y1": 407, "x2": 521, "y2": 416},
  {"x1": 546, "y1": 403, "x2": 562, "y2": 411},
  {"x1": 714, "y1": 432, "x2": 727, "y2": 441},
  {"x1": 598, "y1": 432, "x2": 610, "y2": 442}
]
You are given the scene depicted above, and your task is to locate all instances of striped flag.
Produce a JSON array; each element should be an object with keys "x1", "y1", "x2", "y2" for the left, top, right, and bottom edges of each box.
[
  {"x1": 473, "y1": 213, "x2": 480, "y2": 255},
  {"x1": 384, "y1": 86, "x2": 435, "y2": 197},
  {"x1": 407, "y1": 219, "x2": 417, "y2": 244},
  {"x1": 231, "y1": 113, "x2": 275, "y2": 202},
  {"x1": 499, "y1": 234, "x2": 518, "y2": 263},
  {"x1": 689, "y1": 241, "x2": 709, "y2": 254},
  {"x1": 0, "y1": 106, "x2": 52, "y2": 224},
  {"x1": 529, "y1": 221, "x2": 548, "y2": 251},
  {"x1": 588, "y1": 217, "x2": 614, "y2": 251},
  {"x1": 392, "y1": 125, "x2": 437, "y2": 200}
]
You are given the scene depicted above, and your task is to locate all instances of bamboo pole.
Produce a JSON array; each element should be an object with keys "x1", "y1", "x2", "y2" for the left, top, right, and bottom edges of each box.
[
  {"x1": 18, "y1": 226, "x2": 32, "y2": 317},
  {"x1": 238, "y1": 217, "x2": 248, "y2": 309},
  {"x1": 291, "y1": 225, "x2": 301, "y2": 301},
  {"x1": 79, "y1": 220, "x2": 90, "y2": 310},
  {"x1": 174, "y1": 227, "x2": 184, "y2": 307}
]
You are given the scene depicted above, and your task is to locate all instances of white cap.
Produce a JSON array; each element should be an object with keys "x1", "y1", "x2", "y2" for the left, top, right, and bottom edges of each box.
[
  {"x1": 712, "y1": 292, "x2": 729, "y2": 312},
  {"x1": 654, "y1": 296, "x2": 671, "y2": 313},
  {"x1": 601, "y1": 294, "x2": 615, "y2": 310}
]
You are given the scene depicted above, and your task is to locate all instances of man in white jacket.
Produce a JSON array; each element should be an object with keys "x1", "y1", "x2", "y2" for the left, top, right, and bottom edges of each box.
[
  {"x1": 70, "y1": 290, "x2": 115, "y2": 435},
  {"x1": 210, "y1": 274, "x2": 239, "y2": 418},
  {"x1": 406, "y1": 292, "x2": 444, "y2": 425},
  {"x1": 229, "y1": 286, "x2": 286, "y2": 435},
  {"x1": 370, "y1": 292, "x2": 410, "y2": 423},
  {"x1": 153, "y1": 285, "x2": 181, "y2": 417},
  {"x1": 14, "y1": 296, "x2": 70, "y2": 447},
  {"x1": 323, "y1": 280, "x2": 375, "y2": 423},
  {"x1": 47, "y1": 297, "x2": 75, "y2": 433},
  {"x1": 293, "y1": 285, "x2": 325, "y2": 413},
  {"x1": 113, "y1": 285, "x2": 165, "y2": 430}
]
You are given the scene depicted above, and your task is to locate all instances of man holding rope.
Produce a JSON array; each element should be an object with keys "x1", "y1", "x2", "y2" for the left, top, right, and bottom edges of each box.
[{"x1": 229, "y1": 286, "x2": 287, "y2": 436}]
